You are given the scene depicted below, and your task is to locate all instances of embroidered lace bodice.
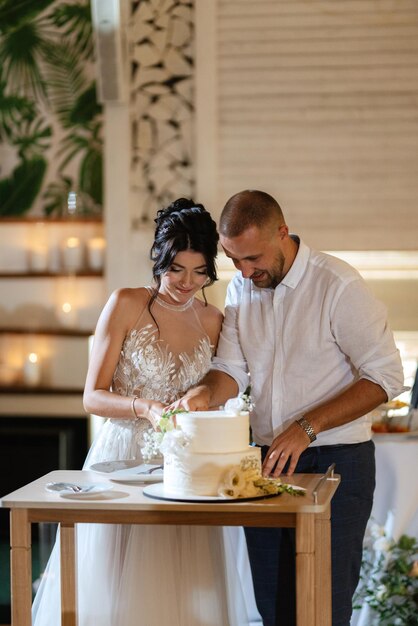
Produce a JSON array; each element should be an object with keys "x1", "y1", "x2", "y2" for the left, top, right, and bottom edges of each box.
[{"x1": 111, "y1": 292, "x2": 213, "y2": 405}]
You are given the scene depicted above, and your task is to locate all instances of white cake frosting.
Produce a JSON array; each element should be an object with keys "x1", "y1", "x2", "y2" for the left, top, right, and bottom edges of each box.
[{"x1": 162, "y1": 410, "x2": 261, "y2": 496}]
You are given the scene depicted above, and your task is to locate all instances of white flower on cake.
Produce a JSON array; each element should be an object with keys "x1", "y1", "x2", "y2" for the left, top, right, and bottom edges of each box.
[
  {"x1": 217, "y1": 456, "x2": 306, "y2": 499},
  {"x1": 141, "y1": 429, "x2": 164, "y2": 461},
  {"x1": 224, "y1": 387, "x2": 254, "y2": 415},
  {"x1": 159, "y1": 428, "x2": 191, "y2": 457},
  {"x1": 140, "y1": 408, "x2": 185, "y2": 462}
]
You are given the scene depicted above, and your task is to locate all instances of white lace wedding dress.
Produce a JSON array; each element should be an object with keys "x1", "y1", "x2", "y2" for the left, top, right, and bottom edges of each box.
[{"x1": 32, "y1": 292, "x2": 253, "y2": 626}]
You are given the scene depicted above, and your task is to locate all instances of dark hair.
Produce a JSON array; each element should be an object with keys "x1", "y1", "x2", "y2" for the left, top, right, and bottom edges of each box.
[
  {"x1": 150, "y1": 198, "x2": 219, "y2": 303},
  {"x1": 220, "y1": 190, "x2": 284, "y2": 237}
]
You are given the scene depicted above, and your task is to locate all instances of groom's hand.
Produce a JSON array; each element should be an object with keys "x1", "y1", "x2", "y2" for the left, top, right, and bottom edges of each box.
[
  {"x1": 168, "y1": 385, "x2": 211, "y2": 412},
  {"x1": 262, "y1": 422, "x2": 311, "y2": 477}
]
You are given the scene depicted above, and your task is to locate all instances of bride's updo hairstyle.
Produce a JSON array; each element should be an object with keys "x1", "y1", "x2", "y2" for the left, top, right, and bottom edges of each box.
[{"x1": 150, "y1": 197, "x2": 219, "y2": 303}]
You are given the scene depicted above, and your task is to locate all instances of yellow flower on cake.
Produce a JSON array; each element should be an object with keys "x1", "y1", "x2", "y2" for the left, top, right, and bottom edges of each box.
[
  {"x1": 217, "y1": 455, "x2": 305, "y2": 500},
  {"x1": 240, "y1": 456, "x2": 262, "y2": 482},
  {"x1": 241, "y1": 479, "x2": 261, "y2": 498},
  {"x1": 217, "y1": 467, "x2": 246, "y2": 498}
]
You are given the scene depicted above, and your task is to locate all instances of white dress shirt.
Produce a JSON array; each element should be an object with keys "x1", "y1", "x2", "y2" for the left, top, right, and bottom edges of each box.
[{"x1": 212, "y1": 238, "x2": 405, "y2": 446}]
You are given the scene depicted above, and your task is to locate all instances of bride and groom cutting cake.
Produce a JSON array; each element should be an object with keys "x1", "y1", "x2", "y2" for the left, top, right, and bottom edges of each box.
[{"x1": 32, "y1": 191, "x2": 404, "y2": 626}]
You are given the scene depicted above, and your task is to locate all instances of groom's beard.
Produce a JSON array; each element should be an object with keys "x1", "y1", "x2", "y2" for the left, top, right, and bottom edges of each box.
[{"x1": 250, "y1": 250, "x2": 285, "y2": 289}]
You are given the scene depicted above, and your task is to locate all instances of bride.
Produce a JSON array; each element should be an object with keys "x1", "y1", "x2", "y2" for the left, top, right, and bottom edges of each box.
[{"x1": 32, "y1": 198, "x2": 252, "y2": 626}]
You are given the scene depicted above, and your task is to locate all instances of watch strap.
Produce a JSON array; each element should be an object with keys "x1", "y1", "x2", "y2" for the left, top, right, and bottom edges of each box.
[{"x1": 296, "y1": 416, "x2": 317, "y2": 443}]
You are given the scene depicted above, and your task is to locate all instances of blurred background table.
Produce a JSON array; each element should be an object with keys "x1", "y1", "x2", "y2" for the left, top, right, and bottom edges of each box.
[
  {"x1": 371, "y1": 432, "x2": 418, "y2": 539},
  {"x1": 351, "y1": 432, "x2": 418, "y2": 625}
]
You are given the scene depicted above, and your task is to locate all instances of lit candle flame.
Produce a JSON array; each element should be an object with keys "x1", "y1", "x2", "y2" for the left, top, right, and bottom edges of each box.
[{"x1": 66, "y1": 237, "x2": 80, "y2": 248}]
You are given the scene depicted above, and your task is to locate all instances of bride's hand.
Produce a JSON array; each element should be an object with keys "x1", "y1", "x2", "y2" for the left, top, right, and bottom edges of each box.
[{"x1": 146, "y1": 401, "x2": 165, "y2": 430}]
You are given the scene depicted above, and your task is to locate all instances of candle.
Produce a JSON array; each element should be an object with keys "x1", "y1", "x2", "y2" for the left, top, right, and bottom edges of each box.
[
  {"x1": 23, "y1": 353, "x2": 41, "y2": 387},
  {"x1": 87, "y1": 237, "x2": 106, "y2": 271},
  {"x1": 62, "y1": 237, "x2": 83, "y2": 272},
  {"x1": 29, "y1": 223, "x2": 49, "y2": 272},
  {"x1": 30, "y1": 246, "x2": 48, "y2": 272},
  {"x1": 57, "y1": 301, "x2": 77, "y2": 328}
]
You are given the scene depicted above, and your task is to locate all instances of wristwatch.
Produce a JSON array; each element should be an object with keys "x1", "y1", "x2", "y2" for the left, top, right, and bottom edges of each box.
[{"x1": 296, "y1": 416, "x2": 317, "y2": 443}]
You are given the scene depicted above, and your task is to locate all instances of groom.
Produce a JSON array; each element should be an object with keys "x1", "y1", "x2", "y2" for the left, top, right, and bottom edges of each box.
[{"x1": 176, "y1": 190, "x2": 405, "y2": 625}]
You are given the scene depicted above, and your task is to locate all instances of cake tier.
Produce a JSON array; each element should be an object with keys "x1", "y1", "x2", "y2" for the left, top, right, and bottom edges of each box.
[
  {"x1": 163, "y1": 446, "x2": 261, "y2": 496},
  {"x1": 176, "y1": 410, "x2": 250, "y2": 453}
]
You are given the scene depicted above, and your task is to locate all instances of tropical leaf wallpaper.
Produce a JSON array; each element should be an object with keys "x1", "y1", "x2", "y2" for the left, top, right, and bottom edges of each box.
[
  {"x1": 0, "y1": 0, "x2": 103, "y2": 217},
  {"x1": 0, "y1": 0, "x2": 194, "y2": 220}
]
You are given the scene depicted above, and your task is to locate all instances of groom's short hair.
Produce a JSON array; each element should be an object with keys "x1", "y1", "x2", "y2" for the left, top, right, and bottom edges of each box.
[{"x1": 219, "y1": 190, "x2": 285, "y2": 238}]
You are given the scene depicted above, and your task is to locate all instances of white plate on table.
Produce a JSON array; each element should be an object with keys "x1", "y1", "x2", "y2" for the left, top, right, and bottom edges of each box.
[
  {"x1": 45, "y1": 482, "x2": 114, "y2": 499},
  {"x1": 89, "y1": 460, "x2": 164, "y2": 483}
]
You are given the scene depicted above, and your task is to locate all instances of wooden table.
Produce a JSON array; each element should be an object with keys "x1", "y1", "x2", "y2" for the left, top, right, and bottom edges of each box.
[{"x1": 1, "y1": 469, "x2": 340, "y2": 626}]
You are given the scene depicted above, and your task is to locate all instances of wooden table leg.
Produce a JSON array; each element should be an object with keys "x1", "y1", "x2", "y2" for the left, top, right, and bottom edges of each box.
[
  {"x1": 60, "y1": 522, "x2": 77, "y2": 626},
  {"x1": 296, "y1": 513, "x2": 315, "y2": 626},
  {"x1": 314, "y1": 510, "x2": 332, "y2": 626},
  {"x1": 10, "y1": 508, "x2": 32, "y2": 626}
]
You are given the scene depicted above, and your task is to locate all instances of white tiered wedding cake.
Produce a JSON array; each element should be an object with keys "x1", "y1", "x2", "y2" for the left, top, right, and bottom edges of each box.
[
  {"x1": 161, "y1": 409, "x2": 261, "y2": 497},
  {"x1": 141, "y1": 393, "x2": 303, "y2": 500}
]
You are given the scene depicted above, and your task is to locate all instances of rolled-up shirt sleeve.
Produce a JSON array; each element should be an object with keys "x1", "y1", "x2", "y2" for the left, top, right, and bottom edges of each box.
[
  {"x1": 331, "y1": 278, "x2": 406, "y2": 400},
  {"x1": 211, "y1": 278, "x2": 250, "y2": 393}
]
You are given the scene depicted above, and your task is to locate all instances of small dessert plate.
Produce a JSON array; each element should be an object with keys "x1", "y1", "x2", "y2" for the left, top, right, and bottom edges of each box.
[
  {"x1": 89, "y1": 460, "x2": 164, "y2": 483},
  {"x1": 45, "y1": 482, "x2": 113, "y2": 497}
]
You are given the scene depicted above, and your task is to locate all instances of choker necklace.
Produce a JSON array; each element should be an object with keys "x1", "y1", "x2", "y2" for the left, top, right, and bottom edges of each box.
[{"x1": 155, "y1": 293, "x2": 194, "y2": 312}]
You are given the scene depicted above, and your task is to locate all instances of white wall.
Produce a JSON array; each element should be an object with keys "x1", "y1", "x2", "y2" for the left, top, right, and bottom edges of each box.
[{"x1": 105, "y1": 0, "x2": 418, "y2": 335}]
